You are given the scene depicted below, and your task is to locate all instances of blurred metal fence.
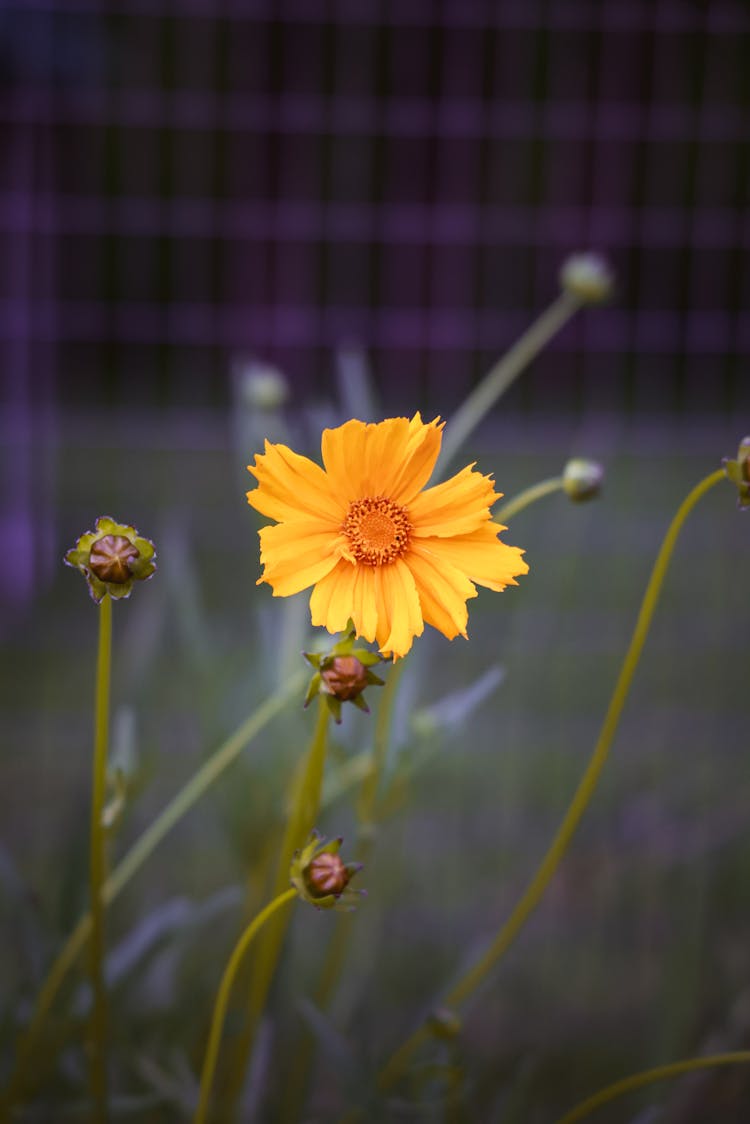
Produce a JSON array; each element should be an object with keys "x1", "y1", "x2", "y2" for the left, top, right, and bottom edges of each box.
[{"x1": 1, "y1": 0, "x2": 749, "y2": 416}]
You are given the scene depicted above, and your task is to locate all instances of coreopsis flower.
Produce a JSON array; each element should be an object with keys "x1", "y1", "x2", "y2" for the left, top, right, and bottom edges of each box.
[
  {"x1": 290, "y1": 832, "x2": 364, "y2": 911},
  {"x1": 246, "y1": 414, "x2": 528, "y2": 659},
  {"x1": 64, "y1": 516, "x2": 156, "y2": 603}
]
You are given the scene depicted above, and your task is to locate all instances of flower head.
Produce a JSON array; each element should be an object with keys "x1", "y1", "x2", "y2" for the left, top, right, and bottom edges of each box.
[
  {"x1": 247, "y1": 415, "x2": 528, "y2": 659},
  {"x1": 65, "y1": 516, "x2": 156, "y2": 603},
  {"x1": 290, "y1": 832, "x2": 364, "y2": 911}
]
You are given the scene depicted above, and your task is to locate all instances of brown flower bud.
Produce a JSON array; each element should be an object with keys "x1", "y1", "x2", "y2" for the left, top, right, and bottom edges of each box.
[
  {"x1": 89, "y1": 535, "x2": 140, "y2": 584},
  {"x1": 290, "y1": 832, "x2": 365, "y2": 911},
  {"x1": 305, "y1": 851, "x2": 352, "y2": 898},
  {"x1": 320, "y1": 654, "x2": 369, "y2": 701}
]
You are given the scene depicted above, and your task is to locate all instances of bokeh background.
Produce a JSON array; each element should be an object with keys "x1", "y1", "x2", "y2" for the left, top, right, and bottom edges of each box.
[{"x1": 1, "y1": 1, "x2": 749, "y2": 1120}]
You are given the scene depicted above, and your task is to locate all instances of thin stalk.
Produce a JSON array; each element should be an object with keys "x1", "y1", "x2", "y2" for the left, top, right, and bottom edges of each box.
[
  {"x1": 554, "y1": 1051, "x2": 750, "y2": 1124},
  {"x1": 2, "y1": 671, "x2": 306, "y2": 1114},
  {"x1": 436, "y1": 291, "x2": 581, "y2": 476},
  {"x1": 193, "y1": 888, "x2": 297, "y2": 1124},
  {"x1": 376, "y1": 468, "x2": 726, "y2": 1093},
  {"x1": 494, "y1": 477, "x2": 564, "y2": 523},
  {"x1": 222, "y1": 700, "x2": 331, "y2": 1114},
  {"x1": 355, "y1": 659, "x2": 406, "y2": 835},
  {"x1": 89, "y1": 593, "x2": 112, "y2": 1122},
  {"x1": 280, "y1": 665, "x2": 405, "y2": 1123}
]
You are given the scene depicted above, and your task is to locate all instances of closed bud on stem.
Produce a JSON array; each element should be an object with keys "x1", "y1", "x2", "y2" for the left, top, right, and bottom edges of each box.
[
  {"x1": 563, "y1": 458, "x2": 605, "y2": 502},
  {"x1": 290, "y1": 831, "x2": 365, "y2": 911},
  {"x1": 428, "y1": 1007, "x2": 463, "y2": 1040},
  {"x1": 303, "y1": 623, "x2": 384, "y2": 723},
  {"x1": 722, "y1": 435, "x2": 750, "y2": 510},
  {"x1": 559, "y1": 252, "x2": 614, "y2": 304},
  {"x1": 65, "y1": 516, "x2": 156, "y2": 603}
]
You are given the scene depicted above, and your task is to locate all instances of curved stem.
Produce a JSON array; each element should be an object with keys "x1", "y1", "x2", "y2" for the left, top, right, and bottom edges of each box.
[
  {"x1": 554, "y1": 1051, "x2": 750, "y2": 1124},
  {"x1": 494, "y1": 477, "x2": 564, "y2": 523},
  {"x1": 436, "y1": 291, "x2": 581, "y2": 477},
  {"x1": 377, "y1": 467, "x2": 726, "y2": 1092},
  {"x1": 193, "y1": 888, "x2": 297, "y2": 1124},
  {"x1": 89, "y1": 593, "x2": 112, "y2": 1122},
  {"x1": 2, "y1": 672, "x2": 306, "y2": 1114}
]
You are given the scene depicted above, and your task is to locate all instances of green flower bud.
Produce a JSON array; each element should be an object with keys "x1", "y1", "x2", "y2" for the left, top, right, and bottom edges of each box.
[
  {"x1": 722, "y1": 435, "x2": 750, "y2": 510},
  {"x1": 290, "y1": 832, "x2": 365, "y2": 912},
  {"x1": 562, "y1": 458, "x2": 605, "y2": 502},
  {"x1": 64, "y1": 516, "x2": 156, "y2": 603},
  {"x1": 428, "y1": 1007, "x2": 463, "y2": 1040},
  {"x1": 236, "y1": 360, "x2": 289, "y2": 411},
  {"x1": 303, "y1": 623, "x2": 384, "y2": 723},
  {"x1": 560, "y1": 252, "x2": 614, "y2": 304}
]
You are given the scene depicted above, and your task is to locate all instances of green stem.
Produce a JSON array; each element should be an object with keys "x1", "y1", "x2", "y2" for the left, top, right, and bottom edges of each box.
[
  {"x1": 222, "y1": 700, "x2": 331, "y2": 1114},
  {"x1": 193, "y1": 888, "x2": 297, "y2": 1124},
  {"x1": 2, "y1": 671, "x2": 306, "y2": 1114},
  {"x1": 89, "y1": 593, "x2": 111, "y2": 1122},
  {"x1": 494, "y1": 477, "x2": 564, "y2": 523},
  {"x1": 436, "y1": 291, "x2": 581, "y2": 476},
  {"x1": 377, "y1": 467, "x2": 726, "y2": 1093},
  {"x1": 356, "y1": 659, "x2": 406, "y2": 835},
  {"x1": 554, "y1": 1051, "x2": 750, "y2": 1124},
  {"x1": 280, "y1": 665, "x2": 405, "y2": 1124}
]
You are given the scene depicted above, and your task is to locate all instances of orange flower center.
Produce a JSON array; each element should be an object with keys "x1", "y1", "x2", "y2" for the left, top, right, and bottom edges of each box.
[{"x1": 342, "y1": 496, "x2": 411, "y2": 566}]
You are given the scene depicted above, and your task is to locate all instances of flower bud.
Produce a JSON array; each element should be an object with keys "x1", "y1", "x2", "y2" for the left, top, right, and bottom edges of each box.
[
  {"x1": 320, "y1": 654, "x2": 370, "y2": 701},
  {"x1": 562, "y1": 458, "x2": 604, "y2": 502},
  {"x1": 290, "y1": 832, "x2": 365, "y2": 912},
  {"x1": 303, "y1": 624, "x2": 384, "y2": 723},
  {"x1": 428, "y1": 1007, "x2": 462, "y2": 1040},
  {"x1": 559, "y1": 252, "x2": 614, "y2": 304},
  {"x1": 235, "y1": 359, "x2": 289, "y2": 411},
  {"x1": 722, "y1": 435, "x2": 750, "y2": 510},
  {"x1": 65, "y1": 516, "x2": 156, "y2": 603}
]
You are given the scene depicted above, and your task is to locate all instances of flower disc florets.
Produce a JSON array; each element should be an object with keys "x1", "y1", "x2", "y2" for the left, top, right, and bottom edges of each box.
[
  {"x1": 290, "y1": 832, "x2": 364, "y2": 912},
  {"x1": 64, "y1": 516, "x2": 157, "y2": 603}
]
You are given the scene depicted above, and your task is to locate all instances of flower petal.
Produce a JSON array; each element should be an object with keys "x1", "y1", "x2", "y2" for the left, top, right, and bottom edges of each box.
[
  {"x1": 406, "y1": 542, "x2": 477, "y2": 640},
  {"x1": 309, "y1": 559, "x2": 360, "y2": 635},
  {"x1": 321, "y1": 414, "x2": 444, "y2": 507},
  {"x1": 417, "y1": 523, "x2": 529, "y2": 591},
  {"x1": 409, "y1": 464, "x2": 499, "y2": 537},
  {"x1": 375, "y1": 559, "x2": 424, "y2": 659},
  {"x1": 260, "y1": 522, "x2": 343, "y2": 596},
  {"x1": 247, "y1": 441, "x2": 344, "y2": 524},
  {"x1": 389, "y1": 414, "x2": 444, "y2": 505},
  {"x1": 351, "y1": 564, "x2": 378, "y2": 643}
]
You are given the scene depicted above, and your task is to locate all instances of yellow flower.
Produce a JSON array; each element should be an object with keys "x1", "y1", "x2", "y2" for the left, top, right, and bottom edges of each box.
[{"x1": 246, "y1": 414, "x2": 528, "y2": 659}]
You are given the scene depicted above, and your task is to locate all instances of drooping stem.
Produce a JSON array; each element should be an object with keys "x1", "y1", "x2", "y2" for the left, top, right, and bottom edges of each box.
[
  {"x1": 554, "y1": 1051, "x2": 750, "y2": 1124},
  {"x1": 222, "y1": 699, "x2": 331, "y2": 1113},
  {"x1": 436, "y1": 291, "x2": 581, "y2": 476},
  {"x1": 494, "y1": 477, "x2": 564, "y2": 523},
  {"x1": 376, "y1": 467, "x2": 726, "y2": 1093},
  {"x1": 193, "y1": 888, "x2": 297, "y2": 1124},
  {"x1": 2, "y1": 672, "x2": 306, "y2": 1114},
  {"x1": 89, "y1": 592, "x2": 112, "y2": 1122}
]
